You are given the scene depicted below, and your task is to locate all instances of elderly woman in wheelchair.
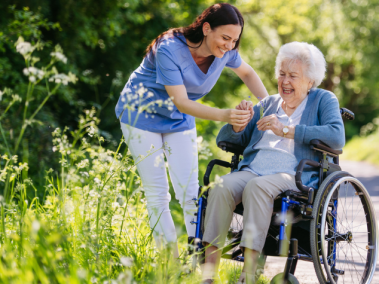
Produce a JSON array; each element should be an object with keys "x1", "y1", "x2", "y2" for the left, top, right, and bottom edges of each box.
[{"x1": 195, "y1": 42, "x2": 378, "y2": 284}]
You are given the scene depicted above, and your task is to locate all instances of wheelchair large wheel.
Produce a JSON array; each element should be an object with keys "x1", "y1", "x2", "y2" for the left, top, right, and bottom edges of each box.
[
  {"x1": 225, "y1": 211, "x2": 244, "y2": 253},
  {"x1": 191, "y1": 214, "x2": 244, "y2": 271},
  {"x1": 310, "y1": 171, "x2": 378, "y2": 284}
]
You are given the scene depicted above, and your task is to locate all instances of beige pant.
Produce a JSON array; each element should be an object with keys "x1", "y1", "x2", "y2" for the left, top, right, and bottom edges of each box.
[{"x1": 203, "y1": 171, "x2": 298, "y2": 253}]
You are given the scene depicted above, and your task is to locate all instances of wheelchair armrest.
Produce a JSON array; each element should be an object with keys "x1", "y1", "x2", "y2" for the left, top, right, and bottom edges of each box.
[
  {"x1": 217, "y1": 141, "x2": 245, "y2": 156},
  {"x1": 310, "y1": 139, "x2": 342, "y2": 156}
]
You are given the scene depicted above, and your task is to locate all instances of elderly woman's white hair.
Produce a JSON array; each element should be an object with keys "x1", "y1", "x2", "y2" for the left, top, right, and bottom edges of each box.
[{"x1": 275, "y1": 42, "x2": 326, "y2": 89}]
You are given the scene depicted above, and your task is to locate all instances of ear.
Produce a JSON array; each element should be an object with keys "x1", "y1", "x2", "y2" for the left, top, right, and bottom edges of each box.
[
  {"x1": 202, "y1": 22, "x2": 211, "y2": 36},
  {"x1": 308, "y1": 80, "x2": 314, "y2": 90}
]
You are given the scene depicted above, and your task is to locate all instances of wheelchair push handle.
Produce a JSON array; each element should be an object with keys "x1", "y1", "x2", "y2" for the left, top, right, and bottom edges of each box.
[{"x1": 204, "y1": 159, "x2": 231, "y2": 186}]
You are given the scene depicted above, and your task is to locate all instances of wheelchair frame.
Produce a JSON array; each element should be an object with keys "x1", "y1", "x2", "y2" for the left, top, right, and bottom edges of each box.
[{"x1": 191, "y1": 108, "x2": 378, "y2": 284}]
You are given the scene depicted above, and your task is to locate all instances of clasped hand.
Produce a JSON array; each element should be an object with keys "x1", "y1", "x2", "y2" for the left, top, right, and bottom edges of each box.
[
  {"x1": 231, "y1": 100, "x2": 254, "y2": 133},
  {"x1": 231, "y1": 102, "x2": 285, "y2": 136}
]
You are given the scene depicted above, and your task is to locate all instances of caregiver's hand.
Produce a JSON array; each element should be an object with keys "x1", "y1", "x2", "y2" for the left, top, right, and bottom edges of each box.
[
  {"x1": 232, "y1": 100, "x2": 254, "y2": 133},
  {"x1": 225, "y1": 109, "x2": 251, "y2": 128},
  {"x1": 236, "y1": 100, "x2": 254, "y2": 117},
  {"x1": 164, "y1": 85, "x2": 252, "y2": 128}
]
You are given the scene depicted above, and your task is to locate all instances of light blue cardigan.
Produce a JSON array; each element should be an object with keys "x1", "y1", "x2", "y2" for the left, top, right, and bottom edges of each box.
[{"x1": 216, "y1": 88, "x2": 345, "y2": 189}]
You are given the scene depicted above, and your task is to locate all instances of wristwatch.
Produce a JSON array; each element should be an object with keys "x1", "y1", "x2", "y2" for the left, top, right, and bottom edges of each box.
[{"x1": 283, "y1": 126, "x2": 289, "y2": 137}]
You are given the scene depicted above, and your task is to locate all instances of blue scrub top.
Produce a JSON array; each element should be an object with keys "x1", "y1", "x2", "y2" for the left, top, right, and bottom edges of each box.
[{"x1": 115, "y1": 33, "x2": 242, "y2": 133}]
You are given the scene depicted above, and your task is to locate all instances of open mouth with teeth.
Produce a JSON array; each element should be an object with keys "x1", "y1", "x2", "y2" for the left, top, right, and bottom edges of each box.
[
  {"x1": 283, "y1": 88, "x2": 294, "y2": 94},
  {"x1": 219, "y1": 47, "x2": 227, "y2": 55}
]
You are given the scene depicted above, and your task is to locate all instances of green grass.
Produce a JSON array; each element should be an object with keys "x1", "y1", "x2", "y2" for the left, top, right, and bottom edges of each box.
[
  {"x1": 0, "y1": 111, "x2": 272, "y2": 283},
  {"x1": 341, "y1": 130, "x2": 379, "y2": 166}
]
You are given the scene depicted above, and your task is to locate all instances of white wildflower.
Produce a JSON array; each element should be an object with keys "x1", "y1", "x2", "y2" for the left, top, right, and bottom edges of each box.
[
  {"x1": 87, "y1": 126, "x2": 96, "y2": 137},
  {"x1": 77, "y1": 159, "x2": 89, "y2": 169},
  {"x1": 16, "y1": 41, "x2": 33, "y2": 55},
  {"x1": 50, "y1": 51, "x2": 67, "y2": 64},
  {"x1": 77, "y1": 269, "x2": 87, "y2": 279},
  {"x1": 12, "y1": 94, "x2": 22, "y2": 102},
  {"x1": 23, "y1": 67, "x2": 45, "y2": 82},
  {"x1": 83, "y1": 69, "x2": 93, "y2": 76},
  {"x1": 111, "y1": 202, "x2": 120, "y2": 210},
  {"x1": 80, "y1": 171, "x2": 89, "y2": 178},
  {"x1": 32, "y1": 220, "x2": 41, "y2": 233},
  {"x1": 214, "y1": 175, "x2": 224, "y2": 187},
  {"x1": 89, "y1": 190, "x2": 100, "y2": 198},
  {"x1": 49, "y1": 72, "x2": 77, "y2": 85},
  {"x1": 120, "y1": 256, "x2": 133, "y2": 267},
  {"x1": 64, "y1": 200, "x2": 75, "y2": 214},
  {"x1": 154, "y1": 153, "x2": 164, "y2": 168}
]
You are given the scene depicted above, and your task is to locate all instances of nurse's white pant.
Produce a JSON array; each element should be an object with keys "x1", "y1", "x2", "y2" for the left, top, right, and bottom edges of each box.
[{"x1": 121, "y1": 123, "x2": 198, "y2": 247}]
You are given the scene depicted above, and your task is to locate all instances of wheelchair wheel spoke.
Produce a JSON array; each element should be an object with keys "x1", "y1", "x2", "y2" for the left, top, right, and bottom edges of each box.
[{"x1": 311, "y1": 174, "x2": 377, "y2": 284}]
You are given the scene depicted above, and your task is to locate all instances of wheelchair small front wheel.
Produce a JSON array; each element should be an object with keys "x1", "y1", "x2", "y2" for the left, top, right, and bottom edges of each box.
[
  {"x1": 310, "y1": 171, "x2": 378, "y2": 284},
  {"x1": 191, "y1": 238, "x2": 205, "y2": 271},
  {"x1": 270, "y1": 273, "x2": 299, "y2": 284}
]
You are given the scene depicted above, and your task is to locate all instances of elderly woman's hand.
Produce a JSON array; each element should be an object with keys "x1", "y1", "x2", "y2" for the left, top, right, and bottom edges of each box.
[
  {"x1": 257, "y1": 114, "x2": 285, "y2": 137},
  {"x1": 236, "y1": 100, "x2": 254, "y2": 115},
  {"x1": 233, "y1": 100, "x2": 254, "y2": 132}
]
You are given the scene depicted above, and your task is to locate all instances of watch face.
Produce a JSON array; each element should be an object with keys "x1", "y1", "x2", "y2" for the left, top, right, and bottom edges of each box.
[{"x1": 283, "y1": 127, "x2": 289, "y2": 134}]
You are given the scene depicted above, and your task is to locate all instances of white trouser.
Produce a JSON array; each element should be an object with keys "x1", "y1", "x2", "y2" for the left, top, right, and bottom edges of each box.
[{"x1": 121, "y1": 123, "x2": 198, "y2": 247}]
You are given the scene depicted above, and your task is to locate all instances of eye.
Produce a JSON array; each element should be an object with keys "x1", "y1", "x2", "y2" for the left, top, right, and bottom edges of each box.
[{"x1": 223, "y1": 37, "x2": 229, "y2": 40}]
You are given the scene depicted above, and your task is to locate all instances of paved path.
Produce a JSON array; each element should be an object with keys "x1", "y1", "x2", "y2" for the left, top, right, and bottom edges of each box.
[{"x1": 263, "y1": 160, "x2": 379, "y2": 283}]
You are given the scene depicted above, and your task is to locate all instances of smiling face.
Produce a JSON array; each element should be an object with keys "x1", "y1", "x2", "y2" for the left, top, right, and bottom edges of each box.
[
  {"x1": 278, "y1": 59, "x2": 314, "y2": 107},
  {"x1": 203, "y1": 24, "x2": 242, "y2": 58}
]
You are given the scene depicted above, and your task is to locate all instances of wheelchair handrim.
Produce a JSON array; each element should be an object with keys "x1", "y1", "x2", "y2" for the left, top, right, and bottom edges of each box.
[{"x1": 320, "y1": 176, "x2": 378, "y2": 284}]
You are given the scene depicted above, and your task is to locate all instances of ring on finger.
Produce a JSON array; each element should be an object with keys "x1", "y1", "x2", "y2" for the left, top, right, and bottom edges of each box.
[{"x1": 267, "y1": 122, "x2": 270, "y2": 126}]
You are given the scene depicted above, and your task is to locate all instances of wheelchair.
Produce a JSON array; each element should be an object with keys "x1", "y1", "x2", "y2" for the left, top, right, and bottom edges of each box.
[{"x1": 191, "y1": 108, "x2": 378, "y2": 284}]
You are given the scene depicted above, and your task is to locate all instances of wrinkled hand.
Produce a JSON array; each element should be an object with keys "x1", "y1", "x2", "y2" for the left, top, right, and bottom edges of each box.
[
  {"x1": 232, "y1": 100, "x2": 254, "y2": 133},
  {"x1": 256, "y1": 114, "x2": 284, "y2": 137}
]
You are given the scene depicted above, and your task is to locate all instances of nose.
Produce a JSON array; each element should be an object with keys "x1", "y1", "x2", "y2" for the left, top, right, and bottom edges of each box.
[
  {"x1": 225, "y1": 41, "x2": 233, "y2": 51},
  {"x1": 283, "y1": 75, "x2": 290, "y2": 85}
]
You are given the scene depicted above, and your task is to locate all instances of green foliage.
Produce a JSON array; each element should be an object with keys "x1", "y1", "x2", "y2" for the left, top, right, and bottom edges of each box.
[
  {"x1": 0, "y1": 35, "x2": 77, "y2": 194},
  {"x1": 342, "y1": 117, "x2": 379, "y2": 166}
]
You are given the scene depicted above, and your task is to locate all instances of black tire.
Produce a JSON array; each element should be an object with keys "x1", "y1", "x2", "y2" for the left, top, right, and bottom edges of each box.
[
  {"x1": 270, "y1": 273, "x2": 299, "y2": 284},
  {"x1": 310, "y1": 171, "x2": 378, "y2": 284}
]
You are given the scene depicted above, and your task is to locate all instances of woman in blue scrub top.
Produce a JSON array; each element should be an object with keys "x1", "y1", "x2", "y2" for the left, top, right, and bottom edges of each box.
[{"x1": 115, "y1": 3, "x2": 269, "y2": 256}]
